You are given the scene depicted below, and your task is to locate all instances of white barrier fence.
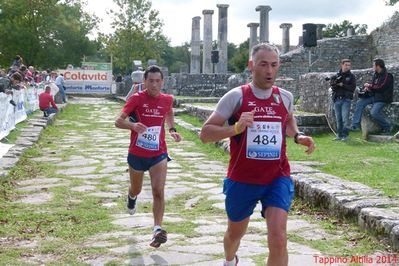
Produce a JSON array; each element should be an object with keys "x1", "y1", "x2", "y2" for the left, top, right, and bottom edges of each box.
[{"x1": 0, "y1": 85, "x2": 44, "y2": 140}]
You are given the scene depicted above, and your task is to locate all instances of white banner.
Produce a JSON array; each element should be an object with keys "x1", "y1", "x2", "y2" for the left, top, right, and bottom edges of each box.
[
  {"x1": 0, "y1": 93, "x2": 16, "y2": 140},
  {"x1": 13, "y1": 89, "x2": 27, "y2": 124},
  {"x1": 58, "y1": 69, "x2": 112, "y2": 94},
  {"x1": 24, "y1": 86, "x2": 40, "y2": 114}
]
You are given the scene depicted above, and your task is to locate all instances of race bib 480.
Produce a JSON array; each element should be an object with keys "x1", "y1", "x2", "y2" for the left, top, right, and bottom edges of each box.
[
  {"x1": 136, "y1": 126, "x2": 161, "y2": 151},
  {"x1": 246, "y1": 121, "x2": 282, "y2": 160}
]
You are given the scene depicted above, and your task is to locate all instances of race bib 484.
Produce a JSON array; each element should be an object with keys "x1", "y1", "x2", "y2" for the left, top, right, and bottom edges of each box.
[{"x1": 246, "y1": 121, "x2": 282, "y2": 160}]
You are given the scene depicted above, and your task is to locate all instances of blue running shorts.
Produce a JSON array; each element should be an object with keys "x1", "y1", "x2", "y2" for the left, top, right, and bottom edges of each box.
[
  {"x1": 223, "y1": 176, "x2": 295, "y2": 222},
  {"x1": 127, "y1": 153, "x2": 171, "y2": 171}
]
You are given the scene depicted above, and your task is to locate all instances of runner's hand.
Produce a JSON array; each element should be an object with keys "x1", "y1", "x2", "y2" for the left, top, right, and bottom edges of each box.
[
  {"x1": 132, "y1": 122, "x2": 147, "y2": 134},
  {"x1": 296, "y1": 135, "x2": 316, "y2": 154},
  {"x1": 170, "y1": 132, "x2": 182, "y2": 142},
  {"x1": 236, "y1": 110, "x2": 255, "y2": 133}
]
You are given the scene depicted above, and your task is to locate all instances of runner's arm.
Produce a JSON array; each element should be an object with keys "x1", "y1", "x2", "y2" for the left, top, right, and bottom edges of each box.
[
  {"x1": 200, "y1": 110, "x2": 254, "y2": 143},
  {"x1": 165, "y1": 107, "x2": 182, "y2": 142},
  {"x1": 286, "y1": 112, "x2": 315, "y2": 154},
  {"x1": 115, "y1": 112, "x2": 146, "y2": 133}
]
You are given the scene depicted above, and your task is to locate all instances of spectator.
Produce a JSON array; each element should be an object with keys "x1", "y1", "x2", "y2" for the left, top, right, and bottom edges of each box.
[
  {"x1": 39, "y1": 85, "x2": 58, "y2": 116},
  {"x1": 351, "y1": 59, "x2": 394, "y2": 135},
  {"x1": 0, "y1": 69, "x2": 6, "y2": 78},
  {"x1": 115, "y1": 74, "x2": 123, "y2": 82},
  {"x1": 55, "y1": 73, "x2": 67, "y2": 103},
  {"x1": 329, "y1": 59, "x2": 356, "y2": 141},
  {"x1": 125, "y1": 68, "x2": 145, "y2": 100},
  {"x1": 11, "y1": 55, "x2": 23, "y2": 70},
  {"x1": 0, "y1": 72, "x2": 23, "y2": 93}
]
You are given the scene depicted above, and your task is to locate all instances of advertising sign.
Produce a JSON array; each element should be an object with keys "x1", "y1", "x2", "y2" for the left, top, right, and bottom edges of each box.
[{"x1": 58, "y1": 69, "x2": 112, "y2": 94}]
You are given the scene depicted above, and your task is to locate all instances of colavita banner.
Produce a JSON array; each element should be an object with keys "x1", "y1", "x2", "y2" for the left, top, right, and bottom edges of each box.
[{"x1": 58, "y1": 69, "x2": 113, "y2": 94}]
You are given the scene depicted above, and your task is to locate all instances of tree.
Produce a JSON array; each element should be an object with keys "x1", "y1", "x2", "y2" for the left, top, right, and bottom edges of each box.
[
  {"x1": 101, "y1": 0, "x2": 168, "y2": 74},
  {"x1": 0, "y1": 0, "x2": 98, "y2": 69},
  {"x1": 228, "y1": 40, "x2": 249, "y2": 73},
  {"x1": 385, "y1": 0, "x2": 398, "y2": 5},
  {"x1": 160, "y1": 42, "x2": 190, "y2": 73},
  {"x1": 323, "y1": 20, "x2": 368, "y2": 38}
]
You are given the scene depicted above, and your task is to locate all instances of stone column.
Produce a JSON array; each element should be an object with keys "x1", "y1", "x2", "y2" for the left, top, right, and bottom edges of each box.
[
  {"x1": 256, "y1": 5, "x2": 272, "y2": 43},
  {"x1": 202, "y1": 10, "x2": 214, "y2": 74},
  {"x1": 216, "y1": 4, "x2": 229, "y2": 74},
  {"x1": 316, "y1": 24, "x2": 326, "y2": 40},
  {"x1": 298, "y1": 36, "x2": 303, "y2": 46},
  {"x1": 280, "y1": 23, "x2": 292, "y2": 54},
  {"x1": 247, "y1": 23, "x2": 259, "y2": 59},
  {"x1": 190, "y1": 16, "x2": 201, "y2": 74},
  {"x1": 347, "y1": 27, "x2": 355, "y2": 37}
]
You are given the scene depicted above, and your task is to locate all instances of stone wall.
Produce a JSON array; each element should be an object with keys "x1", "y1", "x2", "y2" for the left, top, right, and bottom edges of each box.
[
  {"x1": 299, "y1": 64, "x2": 399, "y2": 128},
  {"x1": 165, "y1": 73, "x2": 231, "y2": 97},
  {"x1": 370, "y1": 11, "x2": 399, "y2": 65},
  {"x1": 279, "y1": 35, "x2": 375, "y2": 80}
]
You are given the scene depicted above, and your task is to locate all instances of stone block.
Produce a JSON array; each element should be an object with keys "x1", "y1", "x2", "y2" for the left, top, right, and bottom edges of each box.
[
  {"x1": 367, "y1": 135, "x2": 394, "y2": 143},
  {"x1": 361, "y1": 102, "x2": 399, "y2": 139},
  {"x1": 0, "y1": 157, "x2": 19, "y2": 169},
  {"x1": 390, "y1": 225, "x2": 399, "y2": 251}
]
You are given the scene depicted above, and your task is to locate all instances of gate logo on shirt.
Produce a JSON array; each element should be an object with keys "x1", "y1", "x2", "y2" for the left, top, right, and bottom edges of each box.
[
  {"x1": 254, "y1": 106, "x2": 276, "y2": 116},
  {"x1": 145, "y1": 108, "x2": 160, "y2": 116},
  {"x1": 248, "y1": 101, "x2": 256, "y2": 107}
]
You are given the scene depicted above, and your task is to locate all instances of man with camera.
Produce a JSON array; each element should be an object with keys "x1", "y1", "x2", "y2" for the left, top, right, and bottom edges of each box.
[
  {"x1": 351, "y1": 59, "x2": 393, "y2": 135},
  {"x1": 329, "y1": 59, "x2": 356, "y2": 141}
]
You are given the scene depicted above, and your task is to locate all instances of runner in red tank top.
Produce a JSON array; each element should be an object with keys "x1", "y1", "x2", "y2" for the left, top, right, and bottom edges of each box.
[
  {"x1": 200, "y1": 43, "x2": 315, "y2": 266},
  {"x1": 115, "y1": 66, "x2": 181, "y2": 248}
]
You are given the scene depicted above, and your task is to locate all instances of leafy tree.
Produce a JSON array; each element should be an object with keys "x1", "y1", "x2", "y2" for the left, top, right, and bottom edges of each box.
[
  {"x1": 160, "y1": 42, "x2": 190, "y2": 73},
  {"x1": 0, "y1": 0, "x2": 98, "y2": 69},
  {"x1": 228, "y1": 40, "x2": 249, "y2": 73},
  {"x1": 385, "y1": 0, "x2": 398, "y2": 5},
  {"x1": 323, "y1": 20, "x2": 368, "y2": 38},
  {"x1": 101, "y1": 0, "x2": 168, "y2": 74}
]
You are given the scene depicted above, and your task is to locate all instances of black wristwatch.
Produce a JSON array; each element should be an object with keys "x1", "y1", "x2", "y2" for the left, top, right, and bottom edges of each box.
[
  {"x1": 294, "y1": 132, "x2": 305, "y2": 144},
  {"x1": 169, "y1": 127, "x2": 177, "y2": 133}
]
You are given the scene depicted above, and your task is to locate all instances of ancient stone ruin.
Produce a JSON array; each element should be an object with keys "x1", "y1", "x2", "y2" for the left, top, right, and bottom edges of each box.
[{"x1": 165, "y1": 5, "x2": 399, "y2": 136}]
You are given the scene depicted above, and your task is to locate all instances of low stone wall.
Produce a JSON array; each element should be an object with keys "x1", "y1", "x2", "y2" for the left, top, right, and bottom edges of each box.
[
  {"x1": 299, "y1": 65, "x2": 399, "y2": 130},
  {"x1": 279, "y1": 35, "x2": 375, "y2": 80},
  {"x1": 166, "y1": 73, "x2": 232, "y2": 97},
  {"x1": 361, "y1": 103, "x2": 399, "y2": 137}
]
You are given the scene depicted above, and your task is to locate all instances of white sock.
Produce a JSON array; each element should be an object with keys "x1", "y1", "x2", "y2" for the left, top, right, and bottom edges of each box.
[
  {"x1": 128, "y1": 194, "x2": 136, "y2": 200},
  {"x1": 153, "y1": 225, "x2": 162, "y2": 232},
  {"x1": 224, "y1": 257, "x2": 236, "y2": 266}
]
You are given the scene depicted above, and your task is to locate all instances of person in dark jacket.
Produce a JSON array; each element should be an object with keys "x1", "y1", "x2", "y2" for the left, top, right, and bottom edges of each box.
[
  {"x1": 351, "y1": 58, "x2": 393, "y2": 135},
  {"x1": 330, "y1": 59, "x2": 356, "y2": 140}
]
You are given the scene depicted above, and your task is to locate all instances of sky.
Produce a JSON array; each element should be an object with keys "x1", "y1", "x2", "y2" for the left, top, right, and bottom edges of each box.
[{"x1": 85, "y1": 0, "x2": 399, "y2": 47}]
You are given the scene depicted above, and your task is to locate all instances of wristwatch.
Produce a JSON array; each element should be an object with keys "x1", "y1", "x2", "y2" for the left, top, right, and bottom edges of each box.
[
  {"x1": 294, "y1": 132, "x2": 305, "y2": 144},
  {"x1": 169, "y1": 127, "x2": 177, "y2": 133}
]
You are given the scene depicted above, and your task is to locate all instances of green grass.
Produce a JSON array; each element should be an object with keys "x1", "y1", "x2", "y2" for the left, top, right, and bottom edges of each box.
[
  {"x1": 0, "y1": 103, "x2": 122, "y2": 264},
  {"x1": 177, "y1": 114, "x2": 204, "y2": 128},
  {"x1": 176, "y1": 114, "x2": 399, "y2": 197},
  {"x1": 286, "y1": 131, "x2": 399, "y2": 197}
]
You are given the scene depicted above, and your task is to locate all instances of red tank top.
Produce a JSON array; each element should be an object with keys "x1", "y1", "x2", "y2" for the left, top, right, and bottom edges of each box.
[
  {"x1": 227, "y1": 84, "x2": 290, "y2": 185},
  {"x1": 122, "y1": 91, "x2": 173, "y2": 157}
]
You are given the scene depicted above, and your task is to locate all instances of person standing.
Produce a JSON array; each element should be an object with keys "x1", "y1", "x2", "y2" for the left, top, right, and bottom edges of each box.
[
  {"x1": 200, "y1": 43, "x2": 315, "y2": 266},
  {"x1": 330, "y1": 59, "x2": 356, "y2": 141},
  {"x1": 351, "y1": 59, "x2": 393, "y2": 135},
  {"x1": 55, "y1": 73, "x2": 67, "y2": 103},
  {"x1": 115, "y1": 65, "x2": 181, "y2": 248},
  {"x1": 125, "y1": 67, "x2": 145, "y2": 100}
]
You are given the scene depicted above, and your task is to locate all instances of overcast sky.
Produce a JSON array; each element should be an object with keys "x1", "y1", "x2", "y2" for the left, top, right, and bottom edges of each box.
[{"x1": 85, "y1": 0, "x2": 399, "y2": 46}]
